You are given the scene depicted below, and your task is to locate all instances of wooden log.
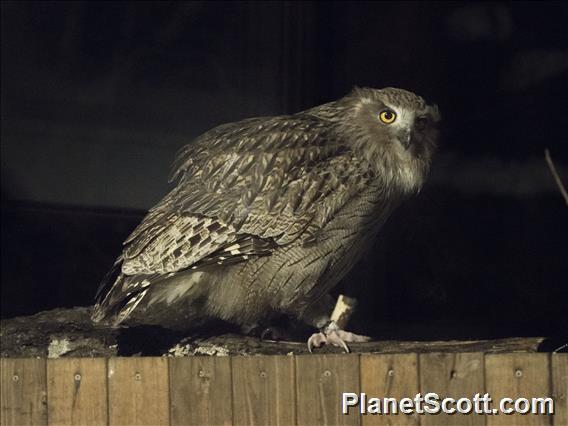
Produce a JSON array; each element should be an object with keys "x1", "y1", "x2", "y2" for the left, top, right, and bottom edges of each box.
[
  {"x1": 0, "y1": 358, "x2": 47, "y2": 426},
  {"x1": 360, "y1": 353, "x2": 419, "y2": 426},
  {"x1": 169, "y1": 356, "x2": 232, "y2": 426},
  {"x1": 485, "y1": 353, "x2": 551, "y2": 426},
  {"x1": 552, "y1": 354, "x2": 568, "y2": 426},
  {"x1": 296, "y1": 354, "x2": 360, "y2": 426},
  {"x1": 108, "y1": 357, "x2": 169, "y2": 426},
  {"x1": 168, "y1": 334, "x2": 547, "y2": 357},
  {"x1": 47, "y1": 358, "x2": 107, "y2": 425},
  {"x1": 1, "y1": 307, "x2": 548, "y2": 357},
  {"x1": 419, "y1": 352, "x2": 485, "y2": 426},
  {"x1": 232, "y1": 355, "x2": 296, "y2": 426},
  {"x1": 0, "y1": 307, "x2": 118, "y2": 358}
]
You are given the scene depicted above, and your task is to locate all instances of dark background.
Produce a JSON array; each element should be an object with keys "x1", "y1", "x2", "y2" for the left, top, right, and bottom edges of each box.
[{"x1": 2, "y1": 1, "x2": 567, "y2": 341}]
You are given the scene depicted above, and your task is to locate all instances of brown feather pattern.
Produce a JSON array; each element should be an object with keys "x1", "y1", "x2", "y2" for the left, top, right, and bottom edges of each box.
[{"x1": 92, "y1": 87, "x2": 439, "y2": 327}]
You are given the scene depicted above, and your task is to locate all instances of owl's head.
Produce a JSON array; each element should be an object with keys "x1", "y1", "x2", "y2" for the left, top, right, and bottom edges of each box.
[{"x1": 339, "y1": 86, "x2": 440, "y2": 192}]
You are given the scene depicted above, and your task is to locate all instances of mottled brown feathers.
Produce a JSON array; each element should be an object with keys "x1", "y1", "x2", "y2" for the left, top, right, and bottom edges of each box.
[{"x1": 92, "y1": 87, "x2": 439, "y2": 327}]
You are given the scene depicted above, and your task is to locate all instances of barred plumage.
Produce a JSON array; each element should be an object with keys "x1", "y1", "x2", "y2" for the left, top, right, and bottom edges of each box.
[{"x1": 92, "y1": 87, "x2": 439, "y2": 349}]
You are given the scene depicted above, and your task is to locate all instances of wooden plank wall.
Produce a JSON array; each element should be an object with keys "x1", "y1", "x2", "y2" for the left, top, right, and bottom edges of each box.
[{"x1": 1, "y1": 354, "x2": 566, "y2": 426}]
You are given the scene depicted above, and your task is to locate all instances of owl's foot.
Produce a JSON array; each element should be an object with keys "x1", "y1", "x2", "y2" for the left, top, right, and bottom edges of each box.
[{"x1": 307, "y1": 321, "x2": 370, "y2": 353}]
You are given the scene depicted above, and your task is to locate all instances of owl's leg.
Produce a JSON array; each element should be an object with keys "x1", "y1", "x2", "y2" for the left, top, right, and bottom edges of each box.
[{"x1": 302, "y1": 295, "x2": 370, "y2": 353}]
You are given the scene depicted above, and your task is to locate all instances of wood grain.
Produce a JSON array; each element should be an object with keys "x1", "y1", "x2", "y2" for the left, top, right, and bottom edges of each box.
[
  {"x1": 1, "y1": 352, "x2": 560, "y2": 426},
  {"x1": 296, "y1": 354, "x2": 360, "y2": 426},
  {"x1": 169, "y1": 356, "x2": 232, "y2": 426},
  {"x1": 108, "y1": 357, "x2": 169, "y2": 426},
  {"x1": 551, "y1": 354, "x2": 567, "y2": 426},
  {"x1": 486, "y1": 353, "x2": 551, "y2": 426},
  {"x1": 47, "y1": 358, "x2": 107, "y2": 425},
  {"x1": 232, "y1": 355, "x2": 295, "y2": 426},
  {"x1": 360, "y1": 353, "x2": 419, "y2": 426},
  {"x1": 0, "y1": 358, "x2": 47, "y2": 426},
  {"x1": 419, "y1": 352, "x2": 485, "y2": 426}
]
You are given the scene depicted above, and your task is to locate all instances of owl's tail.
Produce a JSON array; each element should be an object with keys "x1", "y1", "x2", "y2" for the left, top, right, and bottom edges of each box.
[{"x1": 91, "y1": 258, "x2": 151, "y2": 327}]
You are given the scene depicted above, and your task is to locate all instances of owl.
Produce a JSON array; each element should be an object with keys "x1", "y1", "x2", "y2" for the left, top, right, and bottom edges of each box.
[{"x1": 92, "y1": 87, "x2": 440, "y2": 351}]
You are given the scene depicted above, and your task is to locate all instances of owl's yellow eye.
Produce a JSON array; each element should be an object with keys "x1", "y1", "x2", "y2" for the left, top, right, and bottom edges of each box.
[{"x1": 379, "y1": 109, "x2": 397, "y2": 124}]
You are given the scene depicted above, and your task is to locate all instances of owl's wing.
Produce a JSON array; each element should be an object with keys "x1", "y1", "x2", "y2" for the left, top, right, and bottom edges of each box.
[
  {"x1": 93, "y1": 115, "x2": 372, "y2": 322},
  {"x1": 122, "y1": 114, "x2": 372, "y2": 274}
]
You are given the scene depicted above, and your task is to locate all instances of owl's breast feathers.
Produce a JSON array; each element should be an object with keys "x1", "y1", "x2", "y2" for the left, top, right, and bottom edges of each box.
[{"x1": 93, "y1": 113, "x2": 402, "y2": 324}]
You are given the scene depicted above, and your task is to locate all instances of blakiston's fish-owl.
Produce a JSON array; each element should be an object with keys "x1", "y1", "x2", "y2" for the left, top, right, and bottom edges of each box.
[{"x1": 92, "y1": 87, "x2": 440, "y2": 350}]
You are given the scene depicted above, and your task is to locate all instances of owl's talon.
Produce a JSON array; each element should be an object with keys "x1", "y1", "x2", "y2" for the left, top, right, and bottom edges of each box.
[
  {"x1": 328, "y1": 332, "x2": 351, "y2": 353},
  {"x1": 335, "y1": 329, "x2": 372, "y2": 343},
  {"x1": 307, "y1": 332, "x2": 328, "y2": 352},
  {"x1": 307, "y1": 321, "x2": 370, "y2": 353}
]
